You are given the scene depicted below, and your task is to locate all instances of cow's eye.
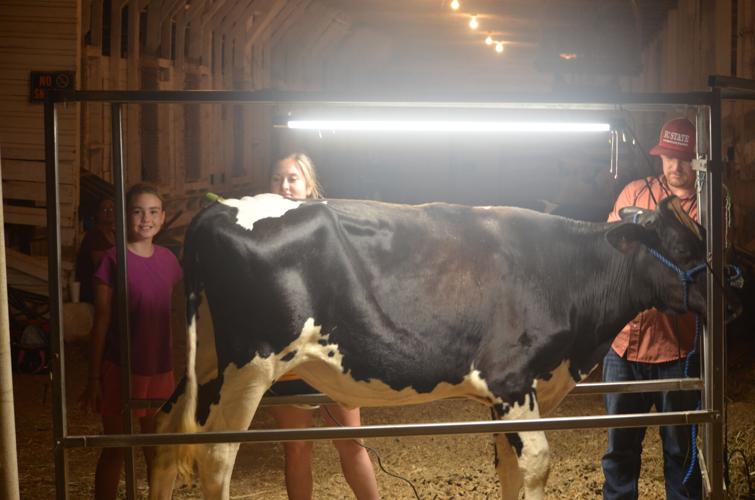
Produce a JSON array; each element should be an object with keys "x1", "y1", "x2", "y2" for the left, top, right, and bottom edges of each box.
[{"x1": 673, "y1": 246, "x2": 692, "y2": 260}]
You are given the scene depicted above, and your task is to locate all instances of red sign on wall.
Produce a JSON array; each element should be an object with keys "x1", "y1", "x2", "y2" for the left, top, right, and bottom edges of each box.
[{"x1": 29, "y1": 71, "x2": 75, "y2": 102}]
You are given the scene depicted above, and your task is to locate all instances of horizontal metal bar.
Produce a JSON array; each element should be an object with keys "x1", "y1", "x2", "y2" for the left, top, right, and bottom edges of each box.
[
  {"x1": 62, "y1": 410, "x2": 715, "y2": 449},
  {"x1": 131, "y1": 378, "x2": 705, "y2": 409},
  {"x1": 259, "y1": 378, "x2": 703, "y2": 407},
  {"x1": 718, "y1": 89, "x2": 755, "y2": 101},
  {"x1": 708, "y1": 75, "x2": 755, "y2": 91},
  {"x1": 571, "y1": 378, "x2": 703, "y2": 395},
  {"x1": 48, "y1": 89, "x2": 713, "y2": 108}
]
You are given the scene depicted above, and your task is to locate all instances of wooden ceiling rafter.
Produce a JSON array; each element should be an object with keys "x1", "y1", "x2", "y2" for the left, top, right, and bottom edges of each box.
[
  {"x1": 306, "y1": 11, "x2": 351, "y2": 62},
  {"x1": 143, "y1": 0, "x2": 166, "y2": 56},
  {"x1": 277, "y1": 2, "x2": 343, "y2": 88},
  {"x1": 201, "y1": 0, "x2": 231, "y2": 30},
  {"x1": 268, "y1": 0, "x2": 312, "y2": 50},
  {"x1": 243, "y1": 0, "x2": 287, "y2": 52},
  {"x1": 211, "y1": 0, "x2": 257, "y2": 84},
  {"x1": 155, "y1": 0, "x2": 191, "y2": 59},
  {"x1": 247, "y1": 0, "x2": 310, "y2": 87}
]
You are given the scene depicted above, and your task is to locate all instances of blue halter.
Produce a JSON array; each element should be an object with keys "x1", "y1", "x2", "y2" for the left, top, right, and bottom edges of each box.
[{"x1": 647, "y1": 248, "x2": 707, "y2": 312}]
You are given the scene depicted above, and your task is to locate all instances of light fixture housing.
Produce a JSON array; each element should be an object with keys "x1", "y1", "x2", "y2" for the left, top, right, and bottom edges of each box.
[
  {"x1": 485, "y1": 35, "x2": 493, "y2": 45},
  {"x1": 495, "y1": 42, "x2": 504, "y2": 54},
  {"x1": 469, "y1": 15, "x2": 479, "y2": 30}
]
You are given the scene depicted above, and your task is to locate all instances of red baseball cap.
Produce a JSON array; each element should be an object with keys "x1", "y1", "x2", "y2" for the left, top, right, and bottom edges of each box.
[{"x1": 649, "y1": 117, "x2": 696, "y2": 162}]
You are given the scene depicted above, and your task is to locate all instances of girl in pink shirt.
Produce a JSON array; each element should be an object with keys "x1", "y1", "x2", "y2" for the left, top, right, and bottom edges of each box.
[{"x1": 80, "y1": 183, "x2": 182, "y2": 500}]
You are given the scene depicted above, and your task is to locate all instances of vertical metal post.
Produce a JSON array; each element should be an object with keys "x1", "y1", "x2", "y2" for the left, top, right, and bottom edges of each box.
[
  {"x1": 45, "y1": 100, "x2": 68, "y2": 500},
  {"x1": 704, "y1": 88, "x2": 725, "y2": 499},
  {"x1": 0, "y1": 152, "x2": 21, "y2": 500},
  {"x1": 111, "y1": 103, "x2": 137, "y2": 500}
]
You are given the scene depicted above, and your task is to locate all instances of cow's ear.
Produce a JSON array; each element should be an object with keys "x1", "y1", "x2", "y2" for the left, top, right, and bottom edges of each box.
[{"x1": 606, "y1": 222, "x2": 656, "y2": 254}]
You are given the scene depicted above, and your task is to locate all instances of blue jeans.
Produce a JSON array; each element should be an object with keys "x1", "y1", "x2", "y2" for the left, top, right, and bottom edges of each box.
[{"x1": 602, "y1": 349, "x2": 702, "y2": 500}]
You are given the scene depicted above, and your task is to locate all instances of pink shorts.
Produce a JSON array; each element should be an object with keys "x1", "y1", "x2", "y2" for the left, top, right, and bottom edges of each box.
[{"x1": 100, "y1": 360, "x2": 175, "y2": 418}]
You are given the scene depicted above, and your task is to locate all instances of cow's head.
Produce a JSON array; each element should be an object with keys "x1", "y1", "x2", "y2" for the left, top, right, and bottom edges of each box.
[{"x1": 605, "y1": 196, "x2": 742, "y2": 321}]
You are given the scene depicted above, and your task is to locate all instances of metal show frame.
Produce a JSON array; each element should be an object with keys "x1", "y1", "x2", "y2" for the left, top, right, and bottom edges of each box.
[{"x1": 42, "y1": 86, "x2": 728, "y2": 500}]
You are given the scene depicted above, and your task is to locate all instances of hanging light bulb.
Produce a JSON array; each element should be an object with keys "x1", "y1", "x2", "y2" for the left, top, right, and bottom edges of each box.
[
  {"x1": 469, "y1": 15, "x2": 479, "y2": 30},
  {"x1": 485, "y1": 35, "x2": 493, "y2": 45},
  {"x1": 450, "y1": 0, "x2": 460, "y2": 10},
  {"x1": 495, "y1": 42, "x2": 504, "y2": 54}
]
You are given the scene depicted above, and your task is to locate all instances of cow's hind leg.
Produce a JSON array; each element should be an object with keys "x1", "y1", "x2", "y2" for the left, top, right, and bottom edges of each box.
[
  {"x1": 493, "y1": 399, "x2": 550, "y2": 500},
  {"x1": 195, "y1": 362, "x2": 273, "y2": 499}
]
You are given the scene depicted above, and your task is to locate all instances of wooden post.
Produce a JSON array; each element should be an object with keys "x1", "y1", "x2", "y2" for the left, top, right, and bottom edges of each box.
[
  {"x1": 0, "y1": 153, "x2": 21, "y2": 500},
  {"x1": 125, "y1": 0, "x2": 142, "y2": 184}
]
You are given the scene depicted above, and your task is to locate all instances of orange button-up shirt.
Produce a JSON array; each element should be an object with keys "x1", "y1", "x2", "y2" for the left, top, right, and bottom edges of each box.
[{"x1": 608, "y1": 176, "x2": 698, "y2": 363}]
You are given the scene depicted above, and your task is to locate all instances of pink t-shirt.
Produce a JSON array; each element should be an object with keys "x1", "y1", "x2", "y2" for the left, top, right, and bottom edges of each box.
[{"x1": 95, "y1": 245, "x2": 183, "y2": 375}]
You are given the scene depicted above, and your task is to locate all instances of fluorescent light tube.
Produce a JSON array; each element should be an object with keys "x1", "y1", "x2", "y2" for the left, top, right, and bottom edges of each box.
[{"x1": 287, "y1": 120, "x2": 611, "y2": 133}]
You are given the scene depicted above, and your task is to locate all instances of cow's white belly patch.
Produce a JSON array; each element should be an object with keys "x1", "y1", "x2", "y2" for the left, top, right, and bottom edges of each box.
[{"x1": 220, "y1": 193, "x2": 302, "y2": 231}]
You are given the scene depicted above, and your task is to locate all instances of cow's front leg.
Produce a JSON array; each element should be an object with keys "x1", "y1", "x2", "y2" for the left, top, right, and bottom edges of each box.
[
  {"x1": 494, "y1": 432, "x2": 523, "y2": 499},
  {"x1": 493, "y1": 396, "x2": 550, "y2": 500},
  {"x1": 150, "y1": 378, "x2": 195, "y2": 500},
  {"x1": 197, "y1": 442, "x2": 240, "y2": 499},
  {"x1": 509, "y1": 430, "x2": 549, "y2": 499}
]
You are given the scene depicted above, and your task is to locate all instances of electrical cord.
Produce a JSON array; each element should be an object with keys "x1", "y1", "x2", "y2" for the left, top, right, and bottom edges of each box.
[{"x1": 322, "y1": 404, "x2": 421, "y2": 500}]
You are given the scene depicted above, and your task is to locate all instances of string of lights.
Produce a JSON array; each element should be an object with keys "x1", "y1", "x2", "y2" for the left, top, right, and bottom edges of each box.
[{"x1": 448, "y1": 1, "x2": 505, "y2": 55}]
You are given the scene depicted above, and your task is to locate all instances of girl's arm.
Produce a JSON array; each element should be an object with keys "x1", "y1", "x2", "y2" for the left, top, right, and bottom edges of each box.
[{"x1": 80, "y1": 280, "x2": 113, "y2": 413}]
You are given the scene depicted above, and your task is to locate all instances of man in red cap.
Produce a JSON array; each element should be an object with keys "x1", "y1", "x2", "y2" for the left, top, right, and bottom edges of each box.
[{"x1": 601, "y1": 117, "x2": 702, "y2": 499}]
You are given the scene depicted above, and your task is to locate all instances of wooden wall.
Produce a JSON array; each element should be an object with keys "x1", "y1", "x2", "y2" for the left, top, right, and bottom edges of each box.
[
  {"x1": 0, "y1": 0, "x2": 80, "y2": 249},
  {"x1": 623, "y1": 0, "x2": 755, "y2": 253},
  {"x1": 0, "y1": 0, "x2": 80, "y2": 295}
]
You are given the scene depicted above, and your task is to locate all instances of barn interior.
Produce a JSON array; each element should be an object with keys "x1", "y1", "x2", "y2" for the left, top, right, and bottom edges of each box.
[{"x1": 2, "y1": 0, "x2": 755, "y2": 498}]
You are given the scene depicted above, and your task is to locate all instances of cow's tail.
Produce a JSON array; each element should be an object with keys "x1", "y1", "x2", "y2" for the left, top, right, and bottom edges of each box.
[{"x1": 175, "y1": 221, "x2": 203, "y2": 482}]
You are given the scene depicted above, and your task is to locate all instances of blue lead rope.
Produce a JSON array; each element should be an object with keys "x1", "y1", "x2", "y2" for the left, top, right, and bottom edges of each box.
[
  {"x1": 682, "y1": 315, "x2": 702, "y2": 486},
  {"x1": 646, "y1": 247, "x2": 743, "y2": 487},
  {"x1": 646, "y1": 248, "x2": 706, "y2": 486}
]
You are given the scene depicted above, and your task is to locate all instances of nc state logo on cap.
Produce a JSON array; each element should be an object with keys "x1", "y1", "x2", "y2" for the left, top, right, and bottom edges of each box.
[{"x1": 649, "y1": 117, "x2": 696, "y2": 162}]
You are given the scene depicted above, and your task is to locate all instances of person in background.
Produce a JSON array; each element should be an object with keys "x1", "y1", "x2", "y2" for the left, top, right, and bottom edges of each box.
[
  {"x1": 75, "y1": 197, "x2": 116, "y2": 304},
  {"x1": 267, "y1": 153, "x2": 380, "y2": 500},
  {"x1": 80, "y1": 183, "x2": 183, "y2": 500},
  {"x1": 601, "y1": 117, "x2": 702, "y2": 500}
]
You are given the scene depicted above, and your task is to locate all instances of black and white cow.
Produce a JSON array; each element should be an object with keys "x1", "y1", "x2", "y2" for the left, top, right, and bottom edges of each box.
[{"x1": 149, "y1": 194, "x2": 726, "y2": 500}]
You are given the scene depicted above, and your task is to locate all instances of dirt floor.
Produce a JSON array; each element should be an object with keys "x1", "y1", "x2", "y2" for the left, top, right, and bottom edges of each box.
[{"x1": 11, "y1": 334, "x2": 755, "y2": 499}]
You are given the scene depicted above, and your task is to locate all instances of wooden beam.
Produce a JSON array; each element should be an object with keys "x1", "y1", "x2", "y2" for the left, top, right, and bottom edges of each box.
[
  {"x1": 174, "y1": 7, "x2": 187, "y2": 66},
  {"x1": 2, "y1": 181, "x2": 75, "y2": 203},
  {"x1": 3, "y1": 205, "x2": 74, "y2": 227},
  {"x1": 90, "y1": 0, "x2": 103, "y2": 47},
  {"x1": 126, "y1": 0, "x2": 142, "y2": 183},
  {"x1": 109, "y1": 0, "x2": 125, "y2": 88},
  {"x1": 6, "y1": 249, "x2": 73, "y2": 283},
  {"x1": 1, "y1": 160, "x2": 75, "y2": 185},
  {"x1": 243, "y1": 0, "x2": 287, "y2": 51},
  {"x1": 281, "y1": 2, "x2": 333, "y2": 88},
  {"x1": 267, "y1": 0, "x2": 310, "y2": 50},
  {"x1": 218, "y1": 0, "x2": 252, "y2": 34},
  {"x1": 157, "y1": 0, "x2": 186, "y2": 59},
  {"x1": 82, "y1": 0, "x2": 93, "y2": 45},
  {"x1": 201, "y1": 0, "x2": 230, "y2": 29}
]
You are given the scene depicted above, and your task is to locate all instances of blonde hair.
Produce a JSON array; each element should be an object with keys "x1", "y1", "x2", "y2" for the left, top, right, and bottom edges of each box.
[{"x1": 274, "y1": 153, "x2": 324, "y2": 199}]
